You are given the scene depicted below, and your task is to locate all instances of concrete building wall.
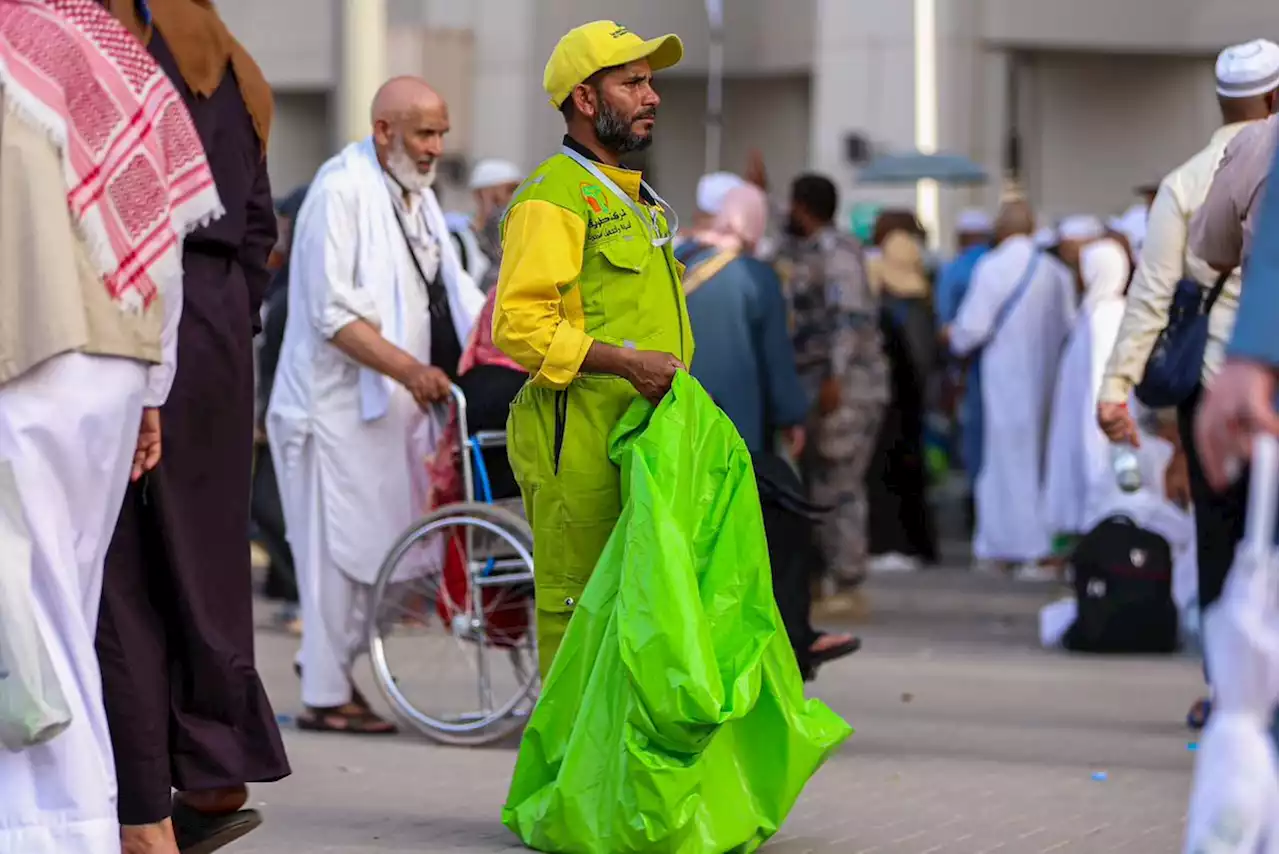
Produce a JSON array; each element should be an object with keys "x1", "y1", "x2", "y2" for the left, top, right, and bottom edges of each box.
[
  {"x1": 386, "y1": 28, "x2": 476, "y2": 154},
  {"x1": 806, "y1": 0, "x2": 1277, "y2": 243},
  {"x1": 981, "y1": 0, "x2": 1277, "y2": 54},
  {"x1": 218, "y1": 0, "x2": 336, "y2": 89},
  {"x1": 266, "y1": 93, "x2": 331, "y2": 196},
  {"x1": 645, "y1": 75, "x2": 812, "y2": 221},
  {"x1": 809, "y1": 0, "x2": 919, "y2": 222},
  {"x1": 217, "y1": 0, "x2": 1278, "y2": 236},
  {"x1": 469, "y1": 0, "x2": 540, "y2": 176},
  {"x1": 1015, "y1": 52, "x2": 1220, "y2": 220},
  {"x1": 935, "y1": 0, "x2": 1001, "y2": 232},
  {"x1": 531, "y1": 0, "x2": 814, "y2": 75}
]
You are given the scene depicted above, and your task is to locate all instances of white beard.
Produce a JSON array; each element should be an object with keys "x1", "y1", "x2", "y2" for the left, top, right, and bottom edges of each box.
[{"x1": 386, "y1": 141, "x2": 437, "y2": 193}]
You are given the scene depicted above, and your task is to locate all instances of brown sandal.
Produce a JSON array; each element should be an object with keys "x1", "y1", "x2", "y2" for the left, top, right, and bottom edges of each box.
[
  {"x1": 293, "y1": 663, "x2": 374, "y2": 711},
  {"x1": 296, "y1": 704, "x2": 398, "y2": 735}
]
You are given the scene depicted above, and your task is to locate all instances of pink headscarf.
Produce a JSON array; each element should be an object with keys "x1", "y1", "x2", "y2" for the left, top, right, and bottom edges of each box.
[
  {"x1": 426, "y1": 287, "x2": 524, "y2": 511},
  {"x1": 457, "y1": 287, "x2": 523, "y2": 376},
  {"x1": 692, "y1": 183, "x2": 770, "y2": 253}
]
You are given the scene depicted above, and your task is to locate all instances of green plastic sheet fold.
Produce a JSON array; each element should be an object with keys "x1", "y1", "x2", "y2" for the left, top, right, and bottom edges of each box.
[{"x1": 503, "y1": 372, "x2": 852, "y2": 853}]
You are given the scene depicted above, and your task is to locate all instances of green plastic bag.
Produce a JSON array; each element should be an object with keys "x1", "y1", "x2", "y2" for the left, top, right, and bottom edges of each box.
[{"x1": 503, "y1": 372, "x2": 852, "y2": 853}]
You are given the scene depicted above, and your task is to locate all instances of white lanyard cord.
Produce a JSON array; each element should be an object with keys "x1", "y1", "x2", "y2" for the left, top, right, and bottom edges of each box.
[{"x1": 560, "y1": 146, "x2": 679, "y2": 247}]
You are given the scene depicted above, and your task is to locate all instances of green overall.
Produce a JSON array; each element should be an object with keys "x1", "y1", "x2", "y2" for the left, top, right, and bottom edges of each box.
[{"x1": 502, "y1": 153, "x2": 694, "y2": 677}]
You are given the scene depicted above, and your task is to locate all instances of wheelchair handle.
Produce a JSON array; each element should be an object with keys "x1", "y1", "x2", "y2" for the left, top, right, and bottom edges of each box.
[{"x1": 432, "y1": 383, "x2": 472, "y2": 442}]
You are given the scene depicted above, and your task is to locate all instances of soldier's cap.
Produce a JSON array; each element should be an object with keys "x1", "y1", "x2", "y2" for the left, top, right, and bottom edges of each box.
[{"x1": 544, "y1": 21, "x2": 683, "y2": 109}]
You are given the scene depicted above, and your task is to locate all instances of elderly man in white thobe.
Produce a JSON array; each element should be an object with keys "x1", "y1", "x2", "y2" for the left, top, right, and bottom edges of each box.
[
  {"x1": 1042, "y1": 216, "x2": 1134, "y2": 540},
  {"x1": 268, "y1": 76, "x2": 484, "y2": 735},
  {"x1": 944, "y1": 199, "x2": 1075, "y2": 576}
]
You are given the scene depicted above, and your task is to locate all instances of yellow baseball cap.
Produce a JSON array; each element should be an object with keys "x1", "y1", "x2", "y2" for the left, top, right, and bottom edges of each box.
[{"x1": 543, "y1": 20, "x2": 684, "y2": 109}]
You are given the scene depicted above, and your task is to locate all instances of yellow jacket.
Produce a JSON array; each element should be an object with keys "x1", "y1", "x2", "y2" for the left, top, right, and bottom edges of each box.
[{"x1": 493, "y1": 139, "x2": 692, "y2": 389}]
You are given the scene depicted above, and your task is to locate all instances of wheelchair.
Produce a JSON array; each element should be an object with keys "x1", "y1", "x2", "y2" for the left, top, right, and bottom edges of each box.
[{"x1": 365, "y1": 384, "x2": 538, "y2": 746}]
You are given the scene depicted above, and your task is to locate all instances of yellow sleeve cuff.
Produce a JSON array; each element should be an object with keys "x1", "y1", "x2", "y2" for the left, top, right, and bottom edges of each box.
[{"x1": 534, "y1": 324, "x2": 593, "y2": 389}]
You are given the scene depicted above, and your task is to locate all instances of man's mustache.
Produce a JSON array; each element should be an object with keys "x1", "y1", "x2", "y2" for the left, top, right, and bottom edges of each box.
[{"x1": 633, "y1": 109, "x2": 657, "y2": 122}]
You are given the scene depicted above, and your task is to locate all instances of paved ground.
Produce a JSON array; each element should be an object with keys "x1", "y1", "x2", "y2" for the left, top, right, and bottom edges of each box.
[{"x1": 233, "y1": 568, "x2": 1203, "y2": 854}]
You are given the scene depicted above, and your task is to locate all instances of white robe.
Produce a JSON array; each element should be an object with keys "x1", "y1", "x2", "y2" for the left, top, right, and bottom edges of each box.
[
  {"x1": 267, "y1": 138, "x2": 483, "y2": 707},
  {"x1": 951, "y1": 234, "x2": 1075, "y2": 563},
  {"x1": 0, "y1": 353, "x2": 148, "y2": 854},
  {"x1": 1042, "y1": 238, "x2": 1132, "y2": 535}
]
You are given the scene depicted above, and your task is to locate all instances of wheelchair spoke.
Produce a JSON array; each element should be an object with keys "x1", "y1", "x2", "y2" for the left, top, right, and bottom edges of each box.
[{"x1": 366, "y1": 504, "x2": 538, "y2": 746}]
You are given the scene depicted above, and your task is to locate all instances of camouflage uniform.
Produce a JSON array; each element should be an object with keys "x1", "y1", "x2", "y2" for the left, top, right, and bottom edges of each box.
[
  {"x1": 776, "y1": 228, "x2": 889, "y2": 585},
  {"x1": 476, "y1": 210, "x2": 504, "y2": 293}
]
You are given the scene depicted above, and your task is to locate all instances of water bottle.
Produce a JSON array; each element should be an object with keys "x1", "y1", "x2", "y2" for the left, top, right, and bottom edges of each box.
[{"x1": 1112, "y1": 445, "x2": 1143, "y2": 493}]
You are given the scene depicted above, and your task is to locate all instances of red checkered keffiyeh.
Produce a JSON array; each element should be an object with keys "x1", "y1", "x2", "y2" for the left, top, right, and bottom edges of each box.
[{"x1": 0, "y1": 0, "x2": 221, "y2": 310}]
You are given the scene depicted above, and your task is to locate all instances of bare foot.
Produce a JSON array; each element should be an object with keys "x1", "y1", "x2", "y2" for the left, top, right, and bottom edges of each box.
[{"x1": 121, "y1": 820, "x2": 179, "y2": 854}]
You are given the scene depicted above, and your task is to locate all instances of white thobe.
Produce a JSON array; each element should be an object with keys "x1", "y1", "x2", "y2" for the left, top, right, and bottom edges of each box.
[
  {"x1": 951, "y1": 234, "x2": 1075, "y2": 563},
  {"x1": 268, "y1": 139, "x2": 482, "y2": 708},
  {"x1": 0, "y1": 354, "x2": 148, "y2": 854},
  {"x1": 1042, "y1": 238, "x2": 1132, "y2": 535},
  {"x1": 0, "y1": 106, "x2": 185, "y2": 852}
]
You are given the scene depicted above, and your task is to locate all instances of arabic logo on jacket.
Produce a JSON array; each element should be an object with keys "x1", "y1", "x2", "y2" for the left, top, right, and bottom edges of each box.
[{"x1": 581, "y1": 183, "x2": 610, "y2": 215}]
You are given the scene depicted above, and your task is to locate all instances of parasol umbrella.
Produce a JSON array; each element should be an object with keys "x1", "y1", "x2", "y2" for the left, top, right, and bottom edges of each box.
[{"x1": 858, "y1": 150, "x2": 988, "y2": 186}]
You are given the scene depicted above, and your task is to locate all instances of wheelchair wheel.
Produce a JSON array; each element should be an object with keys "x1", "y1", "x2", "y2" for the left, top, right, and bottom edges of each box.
[{"x1": 367, "y1": 501, "x2": 538, "y2": 746}]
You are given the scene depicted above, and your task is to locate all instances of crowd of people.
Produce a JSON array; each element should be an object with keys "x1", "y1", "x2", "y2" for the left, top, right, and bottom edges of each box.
[{"x1": 1, "y1": 1, "x2": 1276, "y2": 852}]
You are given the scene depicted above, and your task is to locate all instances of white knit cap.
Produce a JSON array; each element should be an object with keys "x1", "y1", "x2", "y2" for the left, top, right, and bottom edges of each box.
[
  {"x1": 955, "y1": 208, "x2": 993, "y2": 234},
  {"x1": 1058, "y1": 214, "x2": 1106, "y2": 242},
  {"x1": 468, "y1": 158, "x2": 523, "y2": 190},
  {"x1": 1216, "y1": 39, "x2": 1280, "y2": 99},
  {"x1": 1108, "y1": 203, "x2": 1148, "y2": 251},
  {"x1": 1033, "y1": 227, "x2": 1058, "y2": 249},
  {"x1": 696, "y1": 171, "x2": 747, "y2": 215}
]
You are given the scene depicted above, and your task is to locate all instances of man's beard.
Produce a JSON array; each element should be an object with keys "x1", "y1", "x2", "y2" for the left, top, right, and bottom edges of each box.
[
  {"x1": 386, "y1": 139, "x2": 437, "y2": 193},
  {"x1": 594, "y1": 98, "x2": 655, "y2": 155}
]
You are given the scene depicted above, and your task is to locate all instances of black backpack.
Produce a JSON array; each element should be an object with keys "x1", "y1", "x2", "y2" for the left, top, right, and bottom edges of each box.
[{"x1": 1065, "y1": 515, "x2": 1179, "y2": 654}]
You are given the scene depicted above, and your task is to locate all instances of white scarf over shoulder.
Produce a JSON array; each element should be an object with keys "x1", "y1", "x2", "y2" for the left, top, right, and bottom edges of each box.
[{"x1": 333, "y1": 138, "x2": 484, "y2": 420}]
